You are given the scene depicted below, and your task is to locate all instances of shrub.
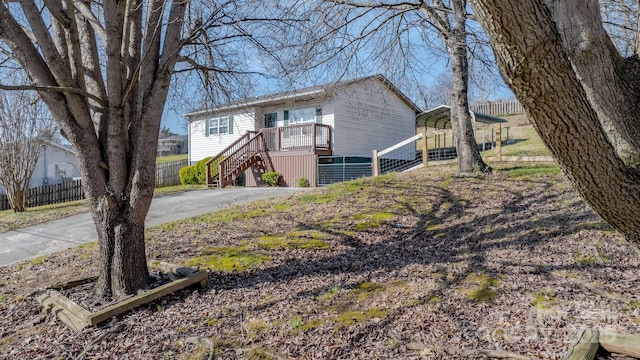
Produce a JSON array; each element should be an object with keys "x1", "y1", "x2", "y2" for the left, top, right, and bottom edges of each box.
[
  {"x1": 261, "y1": 172, "x2": 280, "y2": 187},
  {"x1": 298, "y1": 177, "x2": 309, "y2": 187},
  {"x1": 179, "y1": 157, "x2": 212, "y2": 185}
]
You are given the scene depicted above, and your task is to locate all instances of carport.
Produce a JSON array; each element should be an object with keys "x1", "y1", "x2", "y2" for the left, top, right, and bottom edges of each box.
[{"x1": 415, "y1": 105, "x2": 508, "y2": 161}]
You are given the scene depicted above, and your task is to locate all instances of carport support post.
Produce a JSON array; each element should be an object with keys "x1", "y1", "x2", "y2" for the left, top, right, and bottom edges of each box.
[
  {"x1": 420, "y1": 127, "x2": 428, "y2": 167},
  {"x1": 496, "y1": 124, "x2": 502, "y2": 162},
  {"x1": 372, "y1": 149, "x2": 380, "y2": 177}
]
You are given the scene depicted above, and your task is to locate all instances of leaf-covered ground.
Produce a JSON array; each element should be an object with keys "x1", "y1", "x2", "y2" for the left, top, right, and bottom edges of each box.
[{"x1": 1, "y1": 163, "x2": 639, "y2": 359}]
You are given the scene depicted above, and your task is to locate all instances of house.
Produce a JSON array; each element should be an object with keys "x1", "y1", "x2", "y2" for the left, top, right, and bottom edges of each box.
[
  {"x1": 185, "y1": 74, "x2": 420, "y2": 188},
  {"x1": 157, "y1": 135, "x2": 188, "y2": 157},
  {"x1": 0, "y1": 141, "x2": 81, "y2": 194}
]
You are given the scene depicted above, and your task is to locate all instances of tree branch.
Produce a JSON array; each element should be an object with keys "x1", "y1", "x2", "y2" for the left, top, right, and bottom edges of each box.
[{"x1": 0, "y1": 83, "x2": 104, "y2": 105}]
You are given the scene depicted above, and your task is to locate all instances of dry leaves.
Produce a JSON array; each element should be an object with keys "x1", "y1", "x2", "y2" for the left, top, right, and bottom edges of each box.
[{"x1": 1, "y1": 164, "x2": 639, "y2": 359}]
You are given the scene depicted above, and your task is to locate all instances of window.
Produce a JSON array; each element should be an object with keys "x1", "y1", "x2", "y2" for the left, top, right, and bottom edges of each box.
[
  {"x1": 289, "y1": 107, "x2": 317, "y2": 125},
  {"x1": 205, "y1": 116, "x2": 233, "y2": 136},
  {"x1": 265, "y1": 113, "x2": 277, "y2": 128}
]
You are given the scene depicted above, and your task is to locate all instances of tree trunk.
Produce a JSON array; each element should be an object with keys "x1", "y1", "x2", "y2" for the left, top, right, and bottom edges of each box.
[
  {"x1": 94, "y1": 200, "x2": 150, "y2": 298},
  {"x1": 470, "y1": 0, "x2": 640, "y2": 248},
  {"x1": 8, "y1": 189, "x2": 26, "y2": 213},
  {"x1": 447, "y1": 0, "x2": 491, "y2": 174}
]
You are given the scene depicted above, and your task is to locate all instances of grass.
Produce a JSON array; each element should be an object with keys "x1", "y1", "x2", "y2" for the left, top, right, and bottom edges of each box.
[
  {"x1": 499, "y1": 163, "x2": 560, "y2": 177},
  {"x1": 156, "y1": 154, "x2": 188, "y2": 163},
  {"x1": 0, "y1": 199, "x2": 89, "y2": 233}
]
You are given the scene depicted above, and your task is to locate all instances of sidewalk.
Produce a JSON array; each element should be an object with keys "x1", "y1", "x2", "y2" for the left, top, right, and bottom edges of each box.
[{"x1": 0, "y1": 187, "x2": 303, "y2": 267}]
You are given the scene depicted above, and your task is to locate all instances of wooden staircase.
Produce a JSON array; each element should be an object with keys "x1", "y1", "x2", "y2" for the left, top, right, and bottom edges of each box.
[{"x1": 205, "y1": 131, "x2": 272, "y2": 189}]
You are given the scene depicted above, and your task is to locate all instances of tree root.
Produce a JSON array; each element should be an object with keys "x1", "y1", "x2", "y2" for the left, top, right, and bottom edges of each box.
[
  {"x1": 406, "y1": 342, "x2": 533, "y2": 360},
  {"x1": 74, "y1": 323, "x2": 125, "y2": 360}
]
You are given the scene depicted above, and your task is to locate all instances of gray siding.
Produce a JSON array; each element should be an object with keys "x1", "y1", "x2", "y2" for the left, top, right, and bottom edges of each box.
[{"x1": 332, "y1": 78, "x2": 416, "y2": 157}]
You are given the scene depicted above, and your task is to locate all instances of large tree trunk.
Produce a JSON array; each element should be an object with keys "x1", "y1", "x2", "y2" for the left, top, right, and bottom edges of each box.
[
  {"x1": 470, "y1": 0, "x2": 640, "y2": 248},
  {"x1": 0, "y1": 0, "x2": 187, "y2": 298},
  {"x1": 446, "y1": 0, "x2": 491, "y2": 174}
]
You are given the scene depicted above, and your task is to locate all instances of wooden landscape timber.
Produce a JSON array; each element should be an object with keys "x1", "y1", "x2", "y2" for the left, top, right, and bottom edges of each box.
[
  {"x1": 36, "y1": 261, "x2": 207, "y2": 332},
  {"x1": 562, "y1": 328, "x2": 640, "y2": 360}
]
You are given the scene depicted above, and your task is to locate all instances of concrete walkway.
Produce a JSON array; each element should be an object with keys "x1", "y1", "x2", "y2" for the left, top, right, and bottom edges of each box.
[{"x1": 0, "y1": 187, "x2": 303, "y2": 267}]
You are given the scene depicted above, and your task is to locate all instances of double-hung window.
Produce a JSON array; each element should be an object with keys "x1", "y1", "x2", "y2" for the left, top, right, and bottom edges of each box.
[{"x1": 205, "y1": 116, "x2": 232, "y2": 136}]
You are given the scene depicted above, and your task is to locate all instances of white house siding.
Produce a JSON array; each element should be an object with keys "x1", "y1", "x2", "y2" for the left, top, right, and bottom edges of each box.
[
  {"x1": 332, "y1": 78, "x2": 416, "y2": 158},
  {"x1": 188, "y1": 110, "x2": 256, "y2": 164},
  {"x1": 32, "y1": 145, "x2": 80, "y2": 187}
]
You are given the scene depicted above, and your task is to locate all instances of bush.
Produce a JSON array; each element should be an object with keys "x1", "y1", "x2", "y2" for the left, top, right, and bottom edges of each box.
[
  {"x1": 261, "y1": 172, "x2": 280, "y2": 187},
  {"x1": 298, "y1": 177, "x2": 309, "y2": 187},
  {"x1": 179, "y1": 157, "x2": 212, "y2": 185}
]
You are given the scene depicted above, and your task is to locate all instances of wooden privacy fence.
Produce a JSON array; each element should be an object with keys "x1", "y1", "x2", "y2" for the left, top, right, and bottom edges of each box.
[
  {"x1": 470, "y1": 101, "x2": 524, "y2": 116},
  {"x1": 155, "y1": 159, "x2": 188, "y2": 188},
  {"x1": 0, "y1": 180, "x2": 85, "y2": 211}
]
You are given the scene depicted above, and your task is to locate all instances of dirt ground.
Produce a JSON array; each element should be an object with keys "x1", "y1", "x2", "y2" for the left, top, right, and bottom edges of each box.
[{"x1": 1, "y1": 163, "x2": 639, "y2": 359}]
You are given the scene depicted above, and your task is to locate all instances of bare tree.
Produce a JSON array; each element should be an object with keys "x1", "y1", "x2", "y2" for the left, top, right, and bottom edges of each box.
[
  {"x1": 0, "y1": 1, "x2": 294, "y2": 298},
  {"x1": 0, "y1": 91, "x2": 56, "y2": 212},
  {"x1": 288, "y1": 0, "x2": 494, "y2": 173},
  {"x1": 469, "y1": 0, "x2": 640, "y2": 248}
]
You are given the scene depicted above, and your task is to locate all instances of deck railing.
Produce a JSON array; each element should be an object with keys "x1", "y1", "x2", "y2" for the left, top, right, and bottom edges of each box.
[
  {"x1": 261, "y1": 123, "x2": 331, "y2": 152},
  {"x1": 205, "y1": 123, "x2": 332, "y2": 188}
]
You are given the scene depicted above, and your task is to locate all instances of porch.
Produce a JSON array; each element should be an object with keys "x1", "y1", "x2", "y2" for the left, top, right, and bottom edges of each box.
[{"x1": 205, "y1": 123, "x2": 332, "y2": 188}]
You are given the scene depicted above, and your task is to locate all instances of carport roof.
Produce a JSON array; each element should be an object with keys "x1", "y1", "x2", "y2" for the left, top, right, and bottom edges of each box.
[{"x1": 416, "y1": 105, "x2": 508, "y2": 129}]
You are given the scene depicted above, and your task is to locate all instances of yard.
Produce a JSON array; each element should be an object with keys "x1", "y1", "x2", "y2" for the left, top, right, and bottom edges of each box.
[{"x1": 1, "y1": 163, "x2": 639, "y2": 359}]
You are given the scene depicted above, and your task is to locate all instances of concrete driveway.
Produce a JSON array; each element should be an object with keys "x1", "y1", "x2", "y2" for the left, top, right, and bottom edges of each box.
[{"x1": 0, "y1": 187, "x2": 304, "y2": 267}]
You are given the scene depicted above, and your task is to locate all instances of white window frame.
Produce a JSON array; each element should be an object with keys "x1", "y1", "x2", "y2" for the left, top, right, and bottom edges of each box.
[{"x1": 209, "y1": 116, "x2": 229, "y2": 135}]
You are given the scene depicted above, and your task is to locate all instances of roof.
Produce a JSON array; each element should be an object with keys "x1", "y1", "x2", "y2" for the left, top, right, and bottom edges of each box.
[
  {"x1": 416, "y1": 105, "x2": 508, "y2": 129},
  {"x1": 185, "y1": 74, "x2": 421, "y2": 119},
  {"x1": 44, "y1": 140, "x2": 77, "y2": 155}
]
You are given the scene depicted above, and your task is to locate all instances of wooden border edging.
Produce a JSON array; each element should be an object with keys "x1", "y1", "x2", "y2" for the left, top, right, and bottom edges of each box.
[
  {"x1": 37, "y1": 262, "x2": 207, "y2": 331},
  {"x1": 599, "y1": 331, "x2": 640, "y2": 357},
  {"x1": 562, "y1": 328, "x2": 640, "y2": 359},
  {"x1": 562, "y1": 328, "x2": 599, "y2": 360}
]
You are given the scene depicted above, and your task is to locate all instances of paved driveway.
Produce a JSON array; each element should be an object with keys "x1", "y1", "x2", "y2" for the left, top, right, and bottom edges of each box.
[{"x1": 0, "y1": 187, "x2": 304, "y2": 267}]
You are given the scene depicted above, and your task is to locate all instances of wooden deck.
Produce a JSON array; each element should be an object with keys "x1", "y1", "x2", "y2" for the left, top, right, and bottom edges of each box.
[{"x1": 205, "y1": 123, "x2": 332, "y2": 188}]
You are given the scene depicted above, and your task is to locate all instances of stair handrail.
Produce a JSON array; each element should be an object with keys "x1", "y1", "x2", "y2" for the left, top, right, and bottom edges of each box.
[
  {"x1": 205, "y1": 131, "x2": 258, "y2": 185},
  {"x1": 219, "y1": 132, "x2": 264, "y2": 183}
]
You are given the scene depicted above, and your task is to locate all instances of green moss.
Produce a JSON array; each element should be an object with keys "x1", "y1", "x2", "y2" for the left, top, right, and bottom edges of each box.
[
  {"x1": 29, "y1": 256, "x2": 47, "y2": 265},
  {"x1": 0, "y1": 294, "x2": 10, "y2": 302},
  {"x1": 246, "y1": 319, "x2": 268, "y2": 336},
  {"x1": 273, "y1": 203, "x2": 292, "y2": 211},
  {"x1": 354, "y1": 212, "x2": 395, "y2": 230},
  {"x1": 253, "y1": 231, "x2": 330, "y2": 251},
  {"x1": 335, "y1": 308, "x2": 388, "y2": 327},
  {"x1": 353, "y1": 282, "x2": 384, "y2": 300},
  {"x1": 460, "y1": 273, "x2": 501, "y2": 302},
  {"x1": 205, "y1": 318, "x2": 217, "y2": 326},
  {"x1": 532, "y1": 292, "x2": 557, "y2": 311},
  {"x1": 628, "y1": 300, "x2": 640, "y2": 309},
  {"x1": 247, "y1": 349, "x2": 275, "y2": 360},
  {"x1": 318, "y1": 285, "x2": 340, "y2": 303},
  {"x1": 184, "y1": 246, "x2": 270, "y2": 272}
]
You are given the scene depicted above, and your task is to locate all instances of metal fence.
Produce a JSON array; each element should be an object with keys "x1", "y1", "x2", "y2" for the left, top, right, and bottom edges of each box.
[
  {"x1": 318, "y1": 156, "x2": 372, "y2": 186},
  {"x1": 0, "y1": 179, "x2": 85, "y2": 211},
  {"x1": 156, "y1": 159, "x2": 188, "y2": 188}
]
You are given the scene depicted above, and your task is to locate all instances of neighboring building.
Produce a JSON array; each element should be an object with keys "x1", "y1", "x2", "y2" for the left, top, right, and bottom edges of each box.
[
  {"x1": 33, "y1": 142, "x2": 81, "y2": 187},
  {"x1": 0, "y1": 141, "x2": 81, "y2": 194},
  {"x1": 157, "y1": 135, "x2": 188, "y2": 157},
  {"x1": 185, "y1": 74, "x2": 420, "y2": 188}
]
